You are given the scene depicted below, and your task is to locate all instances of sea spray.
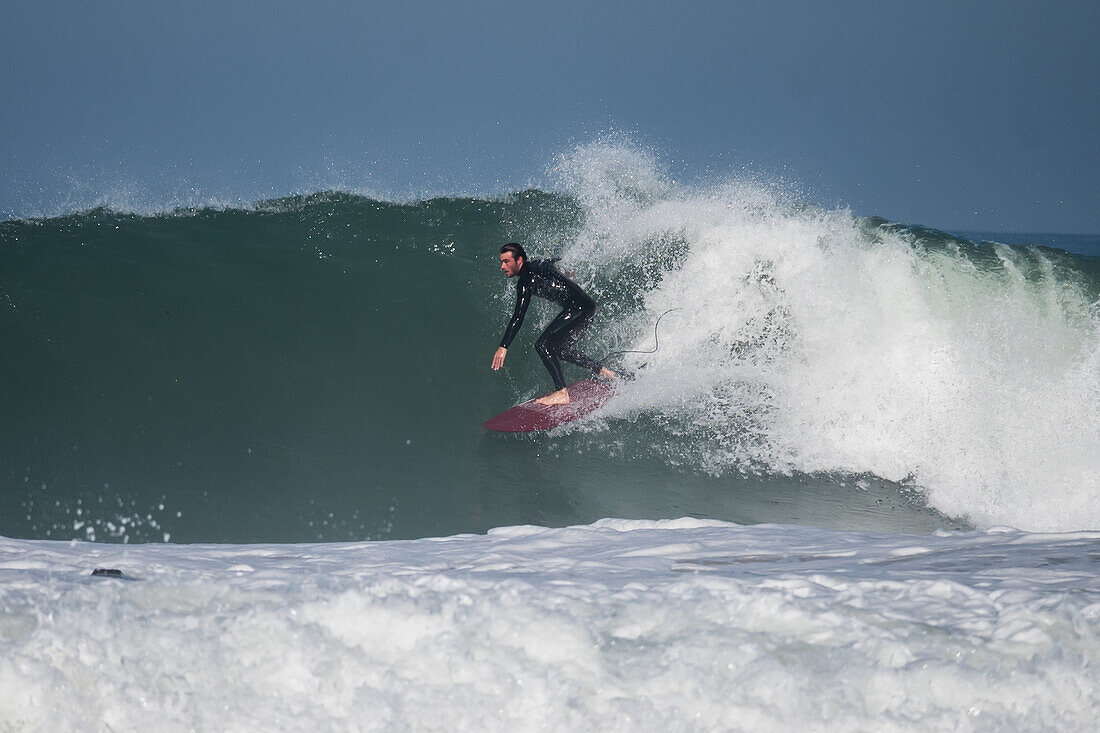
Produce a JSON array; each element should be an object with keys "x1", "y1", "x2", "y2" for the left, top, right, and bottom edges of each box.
[{"x1": 555, "y1": 141, "x2": 1099, "y2": 531}]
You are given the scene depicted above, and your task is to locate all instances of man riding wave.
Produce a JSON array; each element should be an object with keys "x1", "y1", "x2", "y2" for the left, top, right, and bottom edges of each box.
[{"x1": 491, "y1": 243, "x2": 615, "y2": 405}]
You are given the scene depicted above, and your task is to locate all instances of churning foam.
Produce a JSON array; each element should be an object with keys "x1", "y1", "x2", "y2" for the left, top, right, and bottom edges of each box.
[
  {"x1": 1, "y1": 520, "x2": 1097, "y2": 731},
  {"x1": 554, "y1": 140, "x2": 1099, "y2": 531}
]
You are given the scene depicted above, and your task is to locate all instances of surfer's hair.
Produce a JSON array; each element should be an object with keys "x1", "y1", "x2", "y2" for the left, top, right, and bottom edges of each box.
[{"x1": 500, "y1": 242, "x2": 527, "y2": 263}]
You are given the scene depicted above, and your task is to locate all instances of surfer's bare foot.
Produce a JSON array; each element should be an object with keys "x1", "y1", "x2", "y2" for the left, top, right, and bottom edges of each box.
[
  {"x1": 598, "y1": 367, "x2": 616, "y2": 379},
  {"x1": 536, "y1": 388, "x2": 570, "y2": 405}
]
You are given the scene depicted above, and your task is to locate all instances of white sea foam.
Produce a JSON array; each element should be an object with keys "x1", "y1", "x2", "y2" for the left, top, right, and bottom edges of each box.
[
  {"x1": 555, "y1": 140, "x2": 1100, "y2": 532},
  {"x1": 1, "y1": 520, "x2": 1097, "y2": 731}
]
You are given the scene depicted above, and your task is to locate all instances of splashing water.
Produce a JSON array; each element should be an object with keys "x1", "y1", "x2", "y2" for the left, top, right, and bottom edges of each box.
[{"x1": 556, "y1": 140, "x2": 1099, "y2": 531}]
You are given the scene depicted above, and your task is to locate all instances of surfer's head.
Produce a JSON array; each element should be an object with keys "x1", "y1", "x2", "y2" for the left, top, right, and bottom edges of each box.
[{"x1": 499, "y1": 243, "x2": 526, "y2": 277}]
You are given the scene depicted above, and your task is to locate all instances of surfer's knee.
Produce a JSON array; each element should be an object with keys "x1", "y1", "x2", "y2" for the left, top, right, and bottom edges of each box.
[{"x1": 535, "y1": 334, "x2": 554, "y2": 358}]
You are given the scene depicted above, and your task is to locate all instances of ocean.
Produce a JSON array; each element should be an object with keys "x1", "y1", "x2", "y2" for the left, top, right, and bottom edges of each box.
[{"x1": 1, "y1": 144, "x2": 1098, "y2": 729}]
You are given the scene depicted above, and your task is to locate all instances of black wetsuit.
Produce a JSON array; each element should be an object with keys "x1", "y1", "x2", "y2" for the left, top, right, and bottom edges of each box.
[{"x1": 499, "y1": 259, "x2": 604, "y2": 390}]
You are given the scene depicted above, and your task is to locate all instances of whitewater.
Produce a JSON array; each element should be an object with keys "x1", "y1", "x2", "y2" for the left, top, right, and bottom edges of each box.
[
  {"x1": 3, "y1": 520, "x2": 1099, "y2": 731},
  {"x1": 552, "y1": 142, "x2": 1099, "y2": 532},
  {"x1": 2, "y1": 141, "x2": 1098, "y2": 730}
]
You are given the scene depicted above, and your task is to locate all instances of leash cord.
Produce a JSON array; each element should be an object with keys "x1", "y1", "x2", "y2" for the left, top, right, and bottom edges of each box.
[{"x1": 601, "y1": 308, "x2": 681, "y2": 363}]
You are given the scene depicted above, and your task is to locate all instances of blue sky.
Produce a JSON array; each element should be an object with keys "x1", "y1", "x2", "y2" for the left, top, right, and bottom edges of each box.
[{"x1": 2, "y1": 1, "x2": 1097, "y2": 232}]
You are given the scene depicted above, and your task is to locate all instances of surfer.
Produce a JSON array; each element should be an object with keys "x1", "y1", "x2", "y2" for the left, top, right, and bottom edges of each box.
[{"x1": 491, "y1": 243, "x2": 615, "y2": 405}]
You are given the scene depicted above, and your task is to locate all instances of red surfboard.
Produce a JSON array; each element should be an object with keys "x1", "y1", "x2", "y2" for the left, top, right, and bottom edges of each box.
[{"x1": 483, "y1": 378, "x2": 615, "y2": 432}]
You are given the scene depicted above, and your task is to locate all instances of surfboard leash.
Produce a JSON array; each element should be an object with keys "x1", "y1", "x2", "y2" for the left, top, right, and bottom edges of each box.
[{"x1": 600, "y1": 308, "x2": 682, "y2": 363}]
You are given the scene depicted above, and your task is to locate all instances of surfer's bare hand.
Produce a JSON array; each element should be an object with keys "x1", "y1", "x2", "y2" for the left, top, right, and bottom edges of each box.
[{"x1": 491, "y1": 347, "x2": 507, "y2": 370}]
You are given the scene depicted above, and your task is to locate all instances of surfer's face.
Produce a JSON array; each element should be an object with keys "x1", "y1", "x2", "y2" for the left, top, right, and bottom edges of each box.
[{"x1": 500, "y1": 253, "x2": 523, "y2": 277}]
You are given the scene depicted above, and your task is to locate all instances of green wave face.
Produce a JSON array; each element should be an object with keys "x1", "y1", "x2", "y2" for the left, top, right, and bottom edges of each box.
[
  {"x1": 0, "y1": 191, "x2": 1096, "y2": 542},
  {"x1": 0, "y1": 194, "x2": 549, "y2": 542}
]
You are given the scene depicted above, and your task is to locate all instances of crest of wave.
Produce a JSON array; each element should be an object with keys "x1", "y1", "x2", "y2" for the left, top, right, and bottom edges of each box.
[{"x1": 552, "y1": 139, "x2": 1100, "y2": 531}]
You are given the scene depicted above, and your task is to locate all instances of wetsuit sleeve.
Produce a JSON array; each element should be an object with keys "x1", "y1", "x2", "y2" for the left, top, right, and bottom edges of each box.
[{"x1": 499, "y1": 279, "x2": 531, "y2": 348}]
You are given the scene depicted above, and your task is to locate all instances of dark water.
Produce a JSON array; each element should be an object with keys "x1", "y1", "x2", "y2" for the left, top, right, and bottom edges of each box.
[{"x1": 2, "y1": 193, "x2": 1096, "y2": 542}]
